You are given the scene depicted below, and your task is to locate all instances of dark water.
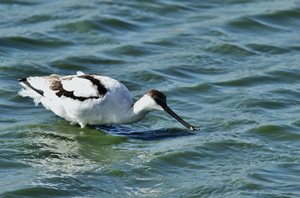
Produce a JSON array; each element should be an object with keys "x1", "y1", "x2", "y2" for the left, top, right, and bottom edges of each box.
[{"x1": 1, "y1": 0, "x2": 300, "y2": 197}]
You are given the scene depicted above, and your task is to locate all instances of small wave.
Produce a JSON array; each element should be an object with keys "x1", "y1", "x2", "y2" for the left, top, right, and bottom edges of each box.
[
  {"x1": 225, "y1": 16, "x2": 286, "y2": 33},
  {"x1": 99, "y1": 18, "x2": 140, "y2": 31},
  {"x1": 246, "y1": 43, "x2": 289, "y2": 55},
  {"x1": 49, "y1": 55, "x2": 125, "y2": 71},
  {"x1": 20, "y1": 15, "x2": 50, "y2": 24},
  {"x1": 0, "y1": 64, "x2": 53, "y2": 78},
  {"x1": 153, "y1": 64, "x2": 225, "y2": 85},
  {"x1": 2, "y1": 187, "x2": 70, "y2": 197},
  {"x1": 207, "y1": 43, "x2": 256, "y2": 56},
  {"x1": 270, "y1": 88, "x2": 300, "y2": 101},
  {"x1": 0, "y1": 36, "x2": 71, "y2": 51},
  {"x1": 144, "y1": 39, "x2": 178, "y2": 48},
  {"x1": 154, "y1": 66, "x2": 199, "y2": 82},
  {"x1": 215, "y1": 74, "x2": 273, "y2": 87},
  {"x1": 173, "y1": 83, "x2": 214, "y2": 94},
  {"x1": 243, "y1": 98, "x2": 289, "y2": 110},
  {"x1": 123, "y1": 69, "x2": 166, "y2": 90},
  {"x1": 0, "y1": 0, "x2": 40, "y2": 6},
  {"x1": 267, "y1": 69, "x2": 300, "y2": 83},
  {"x1": 146, "y1": 2, "x2": 194, "y2": 16},
  {"x1": 148, "y1": 150, "x2": 206, "y2": 172},
  {"x1": 200, "y1": 139, "x2": 262, "y2": 154},
  {"x1": 215, "y1": 68, "x2": 300, "y2": 88},
  {"x1": 106, "y1": 44, "x2": 156, "y2": 57},
  {"x1": 56, "y1": 17, "x2": 139, "y2": 34},
  {"x1": 247, "y1": 163, "x2": 300, "y2": 196},
  {"x1": 255, "y1": 8, "x2": 300, "y2": 28},
  {"x1": 0, "y1": 159, "x2": 30, "y2": 169},
  {"x1": 249, "y1": 124, "x2": 300, "y2": 141}
]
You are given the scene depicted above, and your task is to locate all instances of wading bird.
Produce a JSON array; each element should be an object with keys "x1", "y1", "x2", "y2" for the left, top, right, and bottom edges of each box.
[{"x1": 19, "y1": 71, "x2": 196, "y2": 130}]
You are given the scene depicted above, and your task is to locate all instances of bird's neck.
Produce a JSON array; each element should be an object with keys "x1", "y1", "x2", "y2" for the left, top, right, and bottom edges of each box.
[{"x1": 125, "y1": 95, "x2": 153, "y2": 123}]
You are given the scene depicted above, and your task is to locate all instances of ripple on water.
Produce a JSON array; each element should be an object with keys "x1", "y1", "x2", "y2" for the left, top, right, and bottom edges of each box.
[
  {"x1": 250, "y1": 124, "x2": 300, "y2": 142},
  {"x1": 56, "y1": 17, "x2": 140, "y2": 34},
  {"x1": 144, "y1": 39, "x2": 178, "y2": 48},
  {"x1": 246, "y1": 43, "x2": 290, "y2": 55},
  {"x1": 20, "y1": 14, "x2": 57, "y2": 24},
  {"x1": 105, "y1": 44, "x2": 158, "y2": 57},
  {"x1": 2, "y1": 187, "x2": 71, "y2": 197},
  {"x1": 1, "y1": 0, "x2": 300, "y2": 197},
  {"x1": 49, "y1": 55, "x2": 126, "y2": 72},
  {"x1": 0, "y1": 64, "x2": 53, "y2": 78},
  {"x1": 0, "y1": 35, "x2": 71, "y2": 51},
  {"x1": 0, "y1": 0, "x2": 40, "y2": 6},
  {"x1": 215, "y1": 68, "x2": 300, "y2": 88},
  {"x1": 215, "y1": 74, "x2": 273, "y2": 87},
  {"x1": 256, "y1": 8, "x2": 300, "y2": 28},
  {"x1": 0, "y1": 159, "x2": 31, "y2": 169},
  {"x1": 246, "y1": 163, "x2": 300, "y2": 197},
  {"x1": 207, "y1": 43, "x2": 256, "y2": 57},
  {"x1": 225, "y1": 16, "x2": 287, "y2": 34}
]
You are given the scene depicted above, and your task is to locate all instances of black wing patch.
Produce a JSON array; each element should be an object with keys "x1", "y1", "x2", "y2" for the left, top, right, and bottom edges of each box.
[
  {"x1": 19, "y1": 78, "x2": 44, "y2": 96},
  {"x1": 50, "y1": 75, "x2": 107, "y2": 101},
  {"x1": 78, "y1": 75, "x2": 107, "y2": 96}
]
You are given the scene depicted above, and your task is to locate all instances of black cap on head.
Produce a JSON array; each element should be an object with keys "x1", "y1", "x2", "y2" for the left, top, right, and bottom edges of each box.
[
  {"x1": 147, "y1": 89, "x2": 197, "y2": 131},
  {"x1": 147, "y1": 89, "x2": 167, "y2": 106}
]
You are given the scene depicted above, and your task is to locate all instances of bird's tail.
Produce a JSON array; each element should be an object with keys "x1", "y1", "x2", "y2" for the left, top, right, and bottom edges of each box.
[{"x1": 18, "y1": 77, "x2": 47, "y2": 106}]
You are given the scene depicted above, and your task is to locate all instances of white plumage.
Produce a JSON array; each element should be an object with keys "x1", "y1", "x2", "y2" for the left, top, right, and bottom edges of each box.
[{"x1": 19, "y1": 71, "x2": 196, "y2": 130}]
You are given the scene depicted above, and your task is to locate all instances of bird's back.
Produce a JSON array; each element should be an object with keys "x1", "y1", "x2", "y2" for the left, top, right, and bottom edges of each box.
[{"x1": 19, "y1": 72, "x2": 134, "y2": 127}]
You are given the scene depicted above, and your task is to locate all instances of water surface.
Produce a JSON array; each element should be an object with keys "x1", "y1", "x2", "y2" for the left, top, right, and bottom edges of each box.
[{"x1": 1, "y1": 0, "x2": 300, "y2": 197}]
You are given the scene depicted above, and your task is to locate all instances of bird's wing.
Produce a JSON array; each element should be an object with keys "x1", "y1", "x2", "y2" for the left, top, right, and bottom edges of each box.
[
  {"x1": 49, "y1": 74, "x2": 107, "y2": 101},
  {"x1": 20, "y1": 72, "x2": 108, "y2": 102}
]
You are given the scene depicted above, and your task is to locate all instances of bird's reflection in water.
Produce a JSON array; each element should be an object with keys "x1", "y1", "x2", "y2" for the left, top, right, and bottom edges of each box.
[{"x1": 95, "y1": 125, "x2": 195, "y2": 140}]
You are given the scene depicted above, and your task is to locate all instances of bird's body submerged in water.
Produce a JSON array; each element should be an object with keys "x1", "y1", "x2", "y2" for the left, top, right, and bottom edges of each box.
[{"x1": 19, "y1": 71, "x2": 196, "y2": 130}]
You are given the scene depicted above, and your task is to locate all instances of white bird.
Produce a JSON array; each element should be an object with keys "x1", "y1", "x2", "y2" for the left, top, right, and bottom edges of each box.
[{"x1": 19, "y1": 71, "x2": 196, "y2": 130}]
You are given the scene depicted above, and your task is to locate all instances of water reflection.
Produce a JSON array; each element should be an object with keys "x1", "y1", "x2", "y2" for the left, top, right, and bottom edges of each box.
[{"x1": 95, "y1": 125, "x2": 195, "y2": 140}]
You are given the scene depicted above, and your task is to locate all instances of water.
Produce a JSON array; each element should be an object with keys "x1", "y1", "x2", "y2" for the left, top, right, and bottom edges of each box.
[{"x1": 1, "y1": 0, "x2": 300, "y2": 197}]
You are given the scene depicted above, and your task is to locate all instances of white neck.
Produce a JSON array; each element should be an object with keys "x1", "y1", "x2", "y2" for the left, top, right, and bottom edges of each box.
[{"x1": 125, "y1": 94, "x2": 161, "y2": 123}]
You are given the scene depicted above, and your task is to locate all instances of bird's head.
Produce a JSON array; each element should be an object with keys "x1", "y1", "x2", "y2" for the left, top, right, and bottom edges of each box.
[{"x1": 139, "y1": 89, "x2": 196, "y2": 131}]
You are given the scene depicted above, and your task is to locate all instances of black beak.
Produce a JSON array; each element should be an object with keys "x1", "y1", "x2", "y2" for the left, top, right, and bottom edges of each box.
[{"x1": 161, "y1": 104, "x2": 197, "y2": 131}]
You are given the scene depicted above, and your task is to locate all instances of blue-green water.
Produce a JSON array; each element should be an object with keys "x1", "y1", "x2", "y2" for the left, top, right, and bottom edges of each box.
[{"x1": 1, "y1": 0, "x2": 300, "y2": 197}]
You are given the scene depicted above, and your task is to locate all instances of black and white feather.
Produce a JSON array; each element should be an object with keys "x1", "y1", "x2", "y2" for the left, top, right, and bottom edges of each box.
[{"x1": 19, "y1": 71, "x2": 196, "y2": 130}]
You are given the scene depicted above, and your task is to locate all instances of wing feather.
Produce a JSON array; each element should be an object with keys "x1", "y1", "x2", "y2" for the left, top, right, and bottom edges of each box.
[{"x1": 61, "y1": 77, "x2": 98, "y2": 97}]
